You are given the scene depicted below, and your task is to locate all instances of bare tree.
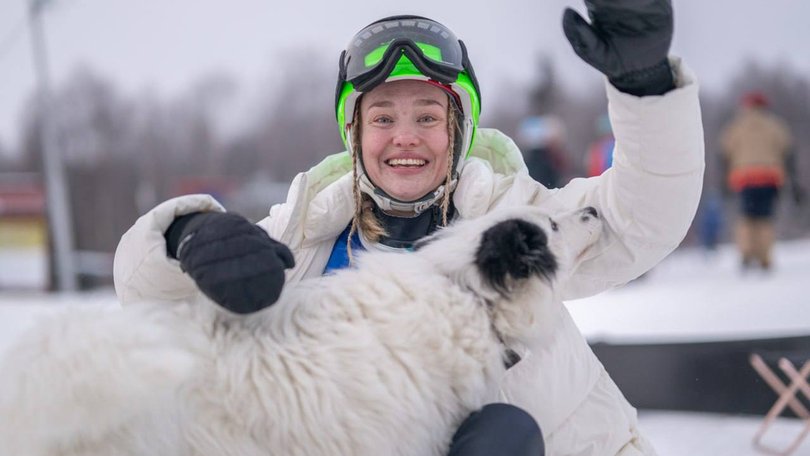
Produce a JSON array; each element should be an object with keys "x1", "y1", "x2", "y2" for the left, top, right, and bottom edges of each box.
[{"x1": 245, "y1": 49, "x2": 343, "y2": 182}]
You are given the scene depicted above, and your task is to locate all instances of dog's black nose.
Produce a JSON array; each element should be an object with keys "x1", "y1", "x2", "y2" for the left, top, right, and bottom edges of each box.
[{"x1": 584, "y1": 206, "x2": 598, "y2": 218}]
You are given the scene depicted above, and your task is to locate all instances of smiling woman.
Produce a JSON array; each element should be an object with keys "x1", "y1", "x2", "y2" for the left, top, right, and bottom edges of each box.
[{"x1": 113, "y1": 5, "x2": 706, "y2": 455}]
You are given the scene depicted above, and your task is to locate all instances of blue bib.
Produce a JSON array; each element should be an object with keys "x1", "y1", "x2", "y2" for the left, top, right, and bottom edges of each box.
[{"x1": 323, "y1": 225, "x2": 364, "y2": 275}]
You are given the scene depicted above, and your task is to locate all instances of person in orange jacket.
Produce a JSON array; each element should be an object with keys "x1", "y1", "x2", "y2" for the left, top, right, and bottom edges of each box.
[{"x1": 720, "y1": 91, "x2": 805, "y2": 271}]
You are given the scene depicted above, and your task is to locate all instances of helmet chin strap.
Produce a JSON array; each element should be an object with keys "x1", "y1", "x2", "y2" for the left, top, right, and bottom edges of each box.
[{"x1": 357, "y1": 172, "x2": 457, "y2": 216}]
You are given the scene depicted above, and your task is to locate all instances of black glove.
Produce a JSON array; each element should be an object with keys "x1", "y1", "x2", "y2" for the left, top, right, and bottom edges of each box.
[
  {"x1": 563, "y1": 0, "x2": 675, "y2": 96},
  {"x1": 165, "y1": 212, "x2": 295, "y2": 314}
]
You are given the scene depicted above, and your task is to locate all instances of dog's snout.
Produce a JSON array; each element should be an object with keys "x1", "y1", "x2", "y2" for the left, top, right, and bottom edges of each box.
[{"x1": 582, "y1": 206, "x2": 598, "y2": 219}]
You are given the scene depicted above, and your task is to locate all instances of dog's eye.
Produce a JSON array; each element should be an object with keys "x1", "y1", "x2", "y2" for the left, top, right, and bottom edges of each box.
[{"x1": 549, "y1": 218, "x2": 558, "y2": 232}]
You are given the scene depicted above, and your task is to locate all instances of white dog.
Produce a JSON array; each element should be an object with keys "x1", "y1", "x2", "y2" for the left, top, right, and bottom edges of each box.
[{"x1": 0, "y1": 205, "x2": 601, "y2": 456}]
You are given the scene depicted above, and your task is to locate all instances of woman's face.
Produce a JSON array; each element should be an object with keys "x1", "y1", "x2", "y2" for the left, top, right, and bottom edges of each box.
[{"x1": 359, "y1": 80, "x2": 451, "y2": 203}]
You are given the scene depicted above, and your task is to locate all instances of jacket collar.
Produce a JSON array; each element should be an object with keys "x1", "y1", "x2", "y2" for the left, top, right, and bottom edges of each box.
[{"x1": 299, "y1": 128, "x2": 528, "y2": 244}]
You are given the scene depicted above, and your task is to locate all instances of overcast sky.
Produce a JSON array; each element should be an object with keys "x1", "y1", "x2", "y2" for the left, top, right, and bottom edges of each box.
[{"x1": 1, "y1": 0, "x2": 809, "y2": 153}]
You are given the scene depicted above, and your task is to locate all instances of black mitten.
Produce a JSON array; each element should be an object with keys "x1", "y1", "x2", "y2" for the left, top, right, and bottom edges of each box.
[
  {"x1": 563, "y1": 0, "x2": 675, "y2": 96},
  {"x1": 165, "y1": 212, "x2": 295, "y2": 314}
]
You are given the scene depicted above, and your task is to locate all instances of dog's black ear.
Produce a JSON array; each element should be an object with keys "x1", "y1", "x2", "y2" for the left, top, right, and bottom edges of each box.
[{"x1": 475, "y1": 218, "x2": 557, "y2": 296}]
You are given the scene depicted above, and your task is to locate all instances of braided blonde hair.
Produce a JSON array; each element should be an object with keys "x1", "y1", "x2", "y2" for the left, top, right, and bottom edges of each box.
[{"x1": 346, "y1": 94, "x2": 460, "y2": 263}]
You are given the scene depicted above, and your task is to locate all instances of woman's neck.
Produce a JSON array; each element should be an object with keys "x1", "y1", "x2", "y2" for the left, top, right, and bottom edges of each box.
[{"x1": 372, "y1": 202, "x2": 456, "y2": 249}]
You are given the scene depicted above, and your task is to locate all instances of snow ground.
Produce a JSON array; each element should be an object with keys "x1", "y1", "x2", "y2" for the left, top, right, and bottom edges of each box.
[
  {"x1": 567, "y1": 238, "x2": 810, "y2": 344},
  {"x1": 639, "y1": 410, "x2": 806, "y2": 456},
  {"x1": 1, "y1": 238, "x2": 809, "y2": 455}
]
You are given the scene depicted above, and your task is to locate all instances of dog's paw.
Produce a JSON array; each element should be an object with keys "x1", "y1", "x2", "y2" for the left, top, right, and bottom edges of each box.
[{"x1": 475, "y1": 218, "x2": 557, "y2": 295}]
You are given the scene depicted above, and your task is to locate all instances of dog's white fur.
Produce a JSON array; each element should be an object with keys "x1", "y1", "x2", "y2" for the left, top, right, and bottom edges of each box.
[{"x1": 0, "y1": 205, "x2": 601, "y2": 456}]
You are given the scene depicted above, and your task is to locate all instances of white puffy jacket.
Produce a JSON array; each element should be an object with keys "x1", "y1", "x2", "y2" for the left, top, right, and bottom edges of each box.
[{"x1": 114, "y1": 58, "x2": 704, "y2": 455}]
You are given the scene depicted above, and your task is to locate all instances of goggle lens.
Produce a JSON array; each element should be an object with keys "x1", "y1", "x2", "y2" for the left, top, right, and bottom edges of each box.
[{"x1": 364, "y1": 41, "x2": 445, "y2": 68}]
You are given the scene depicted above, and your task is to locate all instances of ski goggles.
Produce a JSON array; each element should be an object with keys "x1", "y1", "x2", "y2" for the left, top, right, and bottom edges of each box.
[{"x1": 337, "y1": 16, "x2": 480, "y2": 96}]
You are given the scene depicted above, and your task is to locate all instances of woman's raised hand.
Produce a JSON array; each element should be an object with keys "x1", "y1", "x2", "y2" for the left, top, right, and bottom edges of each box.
[{"x1": 563, "y1": 0, "x2": 675, "y2": 96}]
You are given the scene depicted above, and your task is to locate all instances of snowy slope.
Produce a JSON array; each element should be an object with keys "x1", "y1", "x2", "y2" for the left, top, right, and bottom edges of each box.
[{"x1": 567, "y1": 238, "x2": 810, "y2": 344}]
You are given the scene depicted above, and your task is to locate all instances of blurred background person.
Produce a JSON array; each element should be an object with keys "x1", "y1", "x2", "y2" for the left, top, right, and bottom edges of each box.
[
  {"x1": 515, "y1": 115, "x2": 570, "y2": 189},
  {"x1": 584, "y1": 113, "x2": 615, "y2": 177},
  {"x1": 697, "y1": 190, "x2": 726, "y2": 256},
  {"x1": 719, "y1": 90, "x2": 806, "y2": 271}
]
